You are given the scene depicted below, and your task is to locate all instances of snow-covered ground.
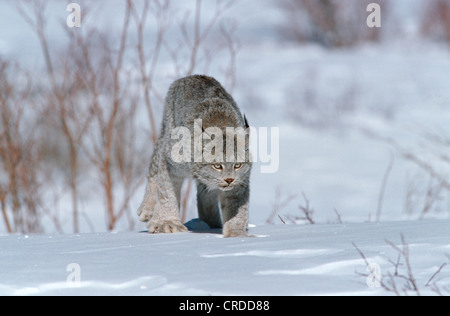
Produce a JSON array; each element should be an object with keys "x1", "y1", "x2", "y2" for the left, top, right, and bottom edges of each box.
[{"x1": 1, "y1": 220, "x2": 449, "y2": 296}]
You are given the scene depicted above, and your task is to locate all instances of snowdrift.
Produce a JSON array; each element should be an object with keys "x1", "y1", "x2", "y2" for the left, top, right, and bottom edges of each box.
[{"x1": 1, "y1": 220, "x2": 449, "y2": 296}]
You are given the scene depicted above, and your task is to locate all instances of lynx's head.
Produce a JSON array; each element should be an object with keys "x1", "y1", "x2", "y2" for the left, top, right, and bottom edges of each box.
[
  {"x1": 175, "y1": 98, "x2": 252, "y2": 190},
  {"x1": 193, "y1": 110, "x2": 252, "y2": 191},
  {"x1": 193, "y1": 162, "x2": 252, "y2": 192}
]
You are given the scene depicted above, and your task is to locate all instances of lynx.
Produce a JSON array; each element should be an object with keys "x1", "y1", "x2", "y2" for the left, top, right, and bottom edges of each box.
[{"x1": 138, "y1": 75, "x2": 252, "y2": 237}]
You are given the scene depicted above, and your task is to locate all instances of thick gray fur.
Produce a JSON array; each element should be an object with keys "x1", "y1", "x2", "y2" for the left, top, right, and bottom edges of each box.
[{"x1": 137, "y1": 75, "x2": 252, "y2": 237}]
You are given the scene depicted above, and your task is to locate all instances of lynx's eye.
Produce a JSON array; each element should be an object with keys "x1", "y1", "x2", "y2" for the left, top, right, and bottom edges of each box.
[
  {"x1": 234, "y1": 163, "x2": 243, "y2": 170},
  {"x1": 212, "y1": 163, "x2": 223, "y2": 171}
]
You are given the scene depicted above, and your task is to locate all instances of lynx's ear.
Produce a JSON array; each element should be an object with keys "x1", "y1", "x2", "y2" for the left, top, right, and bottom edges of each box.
[{"x1": 244, "y1": 115, "x2": 250, "y2": 129}]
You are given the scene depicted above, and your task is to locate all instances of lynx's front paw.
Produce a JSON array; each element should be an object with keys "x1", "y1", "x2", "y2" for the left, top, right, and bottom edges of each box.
[
  {"x1": 147, "y1": 220, "x2": 188, "y2": 234},
  {"x1": 137, "y1": 179, "x2": 157, "y2": 222},
  {"x1": 138, "y1": 205, "x2": 153, "y2": 222}
]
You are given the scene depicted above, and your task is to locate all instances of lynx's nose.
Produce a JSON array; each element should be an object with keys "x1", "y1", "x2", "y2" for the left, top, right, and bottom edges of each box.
[{"x1": 224, "y1": 178, "x2": 234, "y2": 185}]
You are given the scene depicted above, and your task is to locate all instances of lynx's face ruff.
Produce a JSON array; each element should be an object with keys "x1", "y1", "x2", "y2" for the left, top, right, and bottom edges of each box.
[{"x1": 194, "y1": 162, "x2": 251, "y2": 192}]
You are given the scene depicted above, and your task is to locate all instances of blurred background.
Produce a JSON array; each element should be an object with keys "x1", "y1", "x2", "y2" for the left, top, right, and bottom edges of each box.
[{"x1": 0, "y1": 0, "x2": 449, "y2": 234}]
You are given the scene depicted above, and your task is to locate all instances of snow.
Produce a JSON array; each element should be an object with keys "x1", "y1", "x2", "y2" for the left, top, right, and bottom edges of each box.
[{"x1": 1, "y1": 220, "x2": 449, "y2": 296}]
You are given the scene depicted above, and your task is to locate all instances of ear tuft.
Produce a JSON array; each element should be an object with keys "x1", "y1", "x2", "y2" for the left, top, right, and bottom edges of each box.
[{"x1": 244, "y1": 114, "x2": 250, "y2": 128}]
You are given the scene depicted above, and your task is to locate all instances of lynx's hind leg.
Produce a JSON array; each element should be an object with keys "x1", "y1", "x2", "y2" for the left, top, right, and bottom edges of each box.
[{"x1": 197, "y1": 183, "x2": 222, "y2": 229}]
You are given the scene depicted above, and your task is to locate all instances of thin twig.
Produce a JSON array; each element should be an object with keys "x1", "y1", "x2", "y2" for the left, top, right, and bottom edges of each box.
[
  {"x1": 277, "y1": 214, "x2": 286, "y2": 224},
  {"x1": 376, "y1": 152, "x2": 394, "y2": 222},
  {"x1": 333, "y1": 208, "x2": 343, "y2": 224},
  {"x1": 425, "y1": 263, "x2": 447, "y2": 287},
  {"x1": 352, "y1": 242, "x2": 385, "y2": 290}
]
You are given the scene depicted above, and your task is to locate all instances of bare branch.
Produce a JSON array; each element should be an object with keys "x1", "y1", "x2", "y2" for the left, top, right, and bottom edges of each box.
[
  {"x1": 299, "y1": 192, "x2": 315, "y2": 224},
  {"x1": 385, "y1": 234, "x2": 420, "y2": 296},
  {"x1": 266, "y1": 187, "x2": 296, "y2": 224}
]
